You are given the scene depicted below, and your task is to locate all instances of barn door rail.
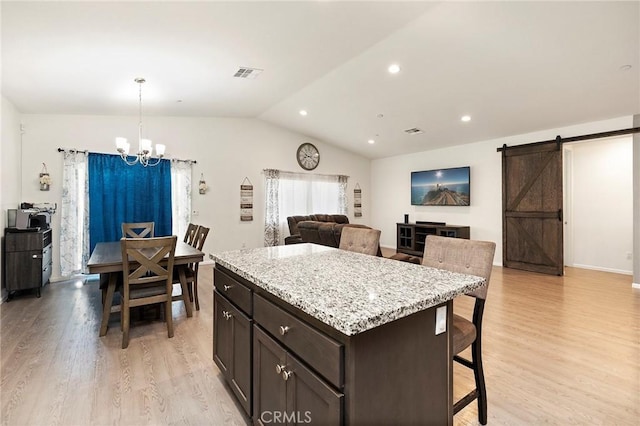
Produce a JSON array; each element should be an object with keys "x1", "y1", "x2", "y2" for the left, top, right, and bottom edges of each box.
[{"x1": 497, "y1": 126, "x2": 640, "y2": 152}]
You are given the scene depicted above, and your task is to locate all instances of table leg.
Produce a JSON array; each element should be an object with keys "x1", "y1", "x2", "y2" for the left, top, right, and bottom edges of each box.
[
  {"x1": 179, "y1": 266, "x2": 193, "y2": 318},
  {"x1": 99, "y1": 273, "x2": 117, "y2": 336}
]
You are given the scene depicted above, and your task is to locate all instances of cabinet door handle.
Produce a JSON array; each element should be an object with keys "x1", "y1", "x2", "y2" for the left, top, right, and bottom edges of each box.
[
  {"x1": 279, "y1": 325, "x2": 290, "y2": 336},
  {"x1": 275, "y1": 364, "x2": 286, "y2": 374},
  {"x1": 222, "y1": 311, "x2": 232, "y2": 320},
  {"x1": 32, "y1": 254, "x2": 39, "y2": 259},
  {"x1": 281, "y1": 370, "x2": 293, "y2": 381},
  {"x1": 223, "y1": 284, "x2": 232, "y2": 291}
]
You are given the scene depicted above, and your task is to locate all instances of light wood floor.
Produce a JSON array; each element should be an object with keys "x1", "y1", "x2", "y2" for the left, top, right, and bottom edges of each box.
[{"x1": 1, "y1": 264, "x2": 638, "y2": 425}]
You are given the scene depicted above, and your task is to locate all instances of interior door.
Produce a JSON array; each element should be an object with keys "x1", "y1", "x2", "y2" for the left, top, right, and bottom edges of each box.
[{"x1": 502, "y1": 140, "x2": 563, "y2": 275}]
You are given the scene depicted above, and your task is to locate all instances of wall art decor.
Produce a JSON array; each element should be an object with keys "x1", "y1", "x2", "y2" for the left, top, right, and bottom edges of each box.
[
  {"x1": 354, "y1": 183, "x2": 362, "y2": 217},
  {"x1": 199, "y1": 173, "x2": 207, "y2": 194},
  {"x1": 39, "y1": 162, "x2": 52, "y2": 191},
  {"x1": 240, "y1": 177, "x2": 253, "y2": 221}
]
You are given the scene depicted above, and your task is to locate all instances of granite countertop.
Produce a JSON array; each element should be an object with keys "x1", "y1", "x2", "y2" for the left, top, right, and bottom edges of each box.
[{"x1": 212, "y1": 243, "x2": 485, "y2": 336}]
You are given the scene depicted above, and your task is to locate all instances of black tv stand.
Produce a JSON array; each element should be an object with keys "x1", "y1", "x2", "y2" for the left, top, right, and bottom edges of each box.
[{"x1": 396, "y1": 222, "x2": 470, "y2": 257}]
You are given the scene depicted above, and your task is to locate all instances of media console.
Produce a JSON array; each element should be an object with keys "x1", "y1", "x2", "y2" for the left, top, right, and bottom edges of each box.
[{"x1": 397, "y1": 222, "x2": 470, "y2": 257}]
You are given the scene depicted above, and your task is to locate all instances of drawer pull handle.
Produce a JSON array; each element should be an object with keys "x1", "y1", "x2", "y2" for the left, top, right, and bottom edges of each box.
[
  {"x1": 275, "y1": 364, "x2": 286, "y2": 374},
  {"x1": 222, "y1": 311, "x2": 232, "y2": 320},
  {"x1": 32, "y1": 254, "x2": 38, "y2": 259},
  {"x1": 281, "y1": 370, "x2": 293, "y2": 381},
  {"x1": 223, "y1": 284, "x2": 232, "y2": 291},
  {"x1": 279, "y1": 325, "x2": 290, "y2": 336}
]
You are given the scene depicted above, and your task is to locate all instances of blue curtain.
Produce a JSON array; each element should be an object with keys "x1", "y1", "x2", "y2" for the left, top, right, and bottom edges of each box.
[{"x1": 89, "y1": 153, "x2": 172, "y2": 252}]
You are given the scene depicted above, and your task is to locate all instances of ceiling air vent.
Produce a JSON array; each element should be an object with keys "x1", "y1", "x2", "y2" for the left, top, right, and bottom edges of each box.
[
  {"x1": 234, "y1": 67, "x2": 264, "y2": 79},
  {"x1": 404, "y1": 127, "x2": 424, "y2": 135}
]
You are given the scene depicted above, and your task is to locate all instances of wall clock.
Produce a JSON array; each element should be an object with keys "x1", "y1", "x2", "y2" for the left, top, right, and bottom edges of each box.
[{"x1": 296, "y1": 143, "x2": 320, "y2": 171}]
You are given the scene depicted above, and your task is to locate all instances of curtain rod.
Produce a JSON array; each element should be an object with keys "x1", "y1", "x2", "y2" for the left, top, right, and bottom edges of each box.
[
  {"x1": 496, "y1": 126, "x2": 640, "y2": 152},
  {"x1": 262, "y1": 169, "x2": 349, "y2": 179},
  {"x1": 57, "y1": 148, "x2": 197, "y2": 164}
]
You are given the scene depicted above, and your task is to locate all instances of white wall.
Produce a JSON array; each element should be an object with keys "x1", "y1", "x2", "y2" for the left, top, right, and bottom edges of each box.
[
  {"x1": 565, "y1": 137, "x2": 633, "y2": 274},
  {"x1": 1, "y1": 96, "x2": 23, "y2": 301},
  {"x1": 20, "y1": 114, "x2": 371, "y2": 280},
  {"x1": 371, "y1": 116, "x2": 634, "y2": 268}
]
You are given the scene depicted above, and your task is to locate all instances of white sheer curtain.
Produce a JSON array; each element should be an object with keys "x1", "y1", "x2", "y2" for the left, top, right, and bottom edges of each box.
[
  {"x1": 60, "y1": 150, "x2": 89, "y2": 276},
  {"x1": 264, "y1": 169, "x2": 280, "y2": 246},
  {"x1": 263, "y1": 169, "x2": 348, "y2": 246},
  {"x1": 171, "y1": 160, "x2": 193, "y2": 241}
]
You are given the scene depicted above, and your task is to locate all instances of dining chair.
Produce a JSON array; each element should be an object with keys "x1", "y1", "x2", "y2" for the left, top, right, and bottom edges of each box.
[
  {"x1": 183, "y1": 223, "x2": 199, "y2": 245},
  {"x1": 174, "y1": 225, "x2": 210, "y2": 311},
  {"x1": 119, "y1": 236, "x2": 177, "y2": 349},
  {"x1": 122, "y1": 222, "x2": 155, "y2": 238},
  {"x1": 338, "y1": 226, "x2": 381, "y2": 256},
  {"x1": 421, "y1": 235, "x2": 496, "y2": 425}
]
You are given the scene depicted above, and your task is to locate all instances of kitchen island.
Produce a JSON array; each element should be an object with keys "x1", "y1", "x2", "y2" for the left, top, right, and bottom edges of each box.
[{"x1": 212, "y1": 243, "x2": 485, "y2": 425}]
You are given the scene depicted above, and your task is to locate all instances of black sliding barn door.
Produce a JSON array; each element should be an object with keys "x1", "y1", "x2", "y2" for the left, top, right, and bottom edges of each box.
[{"x1": 502, "y1": 141, "x2": 563, "y2": 276}]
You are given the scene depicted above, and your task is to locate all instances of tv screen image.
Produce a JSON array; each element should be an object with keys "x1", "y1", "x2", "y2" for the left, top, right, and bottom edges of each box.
[{"x1": 411, "y1": 166, "x2": 470, "y2": 206}]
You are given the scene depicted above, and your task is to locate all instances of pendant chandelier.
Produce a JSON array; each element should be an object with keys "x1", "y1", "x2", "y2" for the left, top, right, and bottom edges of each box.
[{"x1": 115, "y1": 78, "x2": 165, "y2": 167}]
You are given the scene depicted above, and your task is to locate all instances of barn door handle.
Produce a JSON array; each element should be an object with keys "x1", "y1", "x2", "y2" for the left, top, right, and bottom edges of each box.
[{"x1": 557, "y1": 209, "x2": 563, "y2": 222}]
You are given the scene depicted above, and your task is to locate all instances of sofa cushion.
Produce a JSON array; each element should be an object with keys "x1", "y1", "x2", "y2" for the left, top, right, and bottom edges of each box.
[{"x1": 287, "y1": 215, "x2": 313, "y2": 237}]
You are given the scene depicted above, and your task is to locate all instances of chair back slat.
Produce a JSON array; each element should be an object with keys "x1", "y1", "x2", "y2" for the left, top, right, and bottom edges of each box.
[
  {"x1": 122, "y1": 222, "x2": 155, "y2": 238},
  {"x1": 121, "y1": 237, "x2": 176, "y2": 288},
  {"x1": 192, "y1": 226, "x2": 210, "y2": 250},
  {"x1": 184, "y1": 223, "x2": 199, "y2": 244},
  {"x1": 421, "y1": 235, "x2": 495, "y2": 299}
]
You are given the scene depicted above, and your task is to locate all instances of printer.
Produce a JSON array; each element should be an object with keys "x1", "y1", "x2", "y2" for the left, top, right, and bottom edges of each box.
[{"x1": 8, "y1": 208, "x2": 51, "y2": 230}]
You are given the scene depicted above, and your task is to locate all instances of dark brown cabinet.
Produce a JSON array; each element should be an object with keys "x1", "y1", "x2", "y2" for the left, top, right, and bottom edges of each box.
[
  {"x1": 397, "y1": 222, "x2": 470, "y2": 257},
  {"x1": 214, "y1": 264, "x2": 452, "y2": 425},
  {"x1": 253, "y1": 326, "x2": 343, "y2": 426},
  {"x1": 3, "y1": 229, "x2": 52, "y2": 298},
  {"x1": 214, "y1": 292, "x2": 252, "y2": 416}
]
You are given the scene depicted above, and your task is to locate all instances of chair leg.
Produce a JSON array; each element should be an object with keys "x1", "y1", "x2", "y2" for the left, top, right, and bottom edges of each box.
[
  {"x1": 122, "y1": 300, "x2": 130, "y2": 349},
  {"x1": 194, "y1": 276, "x2": 200, "y2": 311},
  {"x1": 472, "y1": 338, "x2": 487, "y2": 425},
  {"x1": 166, "y1": 298, "x2": 174, "y2": 338}
]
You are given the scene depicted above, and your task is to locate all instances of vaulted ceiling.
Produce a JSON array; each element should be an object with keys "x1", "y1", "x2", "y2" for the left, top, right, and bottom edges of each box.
[{"x1": 2, "y1": 1, "x2": 638, "y2": 159}]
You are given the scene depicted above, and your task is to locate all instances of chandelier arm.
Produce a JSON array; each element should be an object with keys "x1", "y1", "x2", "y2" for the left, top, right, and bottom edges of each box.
[
  {"x1": 120, "y1": 152, "x2": 140, "y2": 166},
  {"x1": 143, "y1": 157, "x2": 163, "y2": 167}
]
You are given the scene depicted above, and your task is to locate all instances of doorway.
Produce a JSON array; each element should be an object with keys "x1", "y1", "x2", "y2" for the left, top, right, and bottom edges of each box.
[{"x1": 563, "y1": 136, "x2": 634, "y2": 275}]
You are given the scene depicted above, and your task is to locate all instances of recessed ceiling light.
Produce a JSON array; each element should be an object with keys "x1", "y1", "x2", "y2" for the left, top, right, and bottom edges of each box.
[
  {"x1": 388, "y1": 64, "x2": 401, "y2": 74},
  {"x1": 368, "y1": 139, "x2": 375, "y2": 144},
  {"x1": 461, "y1": 115, "x2": 471, "y2": 122},
  {"x1": 299, "y1": 110, "x2": 308, "y2": 116}
]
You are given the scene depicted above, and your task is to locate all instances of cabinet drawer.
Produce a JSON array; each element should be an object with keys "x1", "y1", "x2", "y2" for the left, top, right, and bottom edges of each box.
[
  {"x1": 42, "y1": 245, "x2": 52, "y2": 267},
  {"x1": 214, "y1": 268, "x2": 252, "y2": 315},
  {"x1": 254, "y1": 294, "x2": 343, "y2": 388},
  {"x1": 42, "y1": 262, "x2": 52, "y2": 286}
]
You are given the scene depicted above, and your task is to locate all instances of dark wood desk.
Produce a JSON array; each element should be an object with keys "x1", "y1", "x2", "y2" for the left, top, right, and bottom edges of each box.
[{"x1": 88, "y1": 240, "x2": 204, "y2": 336}]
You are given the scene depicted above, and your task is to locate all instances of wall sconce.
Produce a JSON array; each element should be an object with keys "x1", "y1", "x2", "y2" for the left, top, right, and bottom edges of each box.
[
  {"x1": 199, "y1": 173, "x2": 207, "y2": 194},
  {"x1": 39, "y1": 163, "x2": 52, "y2": 191}
]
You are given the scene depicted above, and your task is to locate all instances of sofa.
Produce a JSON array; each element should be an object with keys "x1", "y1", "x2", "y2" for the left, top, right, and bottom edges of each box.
[
  {"x1": 285, "y1": 214, "x2": 349, "y2": 245},
  {"x1": 297, "y1": 221, "x2": 382, "y2": 255}
]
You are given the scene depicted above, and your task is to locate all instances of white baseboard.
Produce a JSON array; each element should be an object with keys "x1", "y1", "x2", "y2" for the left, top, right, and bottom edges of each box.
[
  {"x1": 632, "y1": 282, "x2": 640, "y2": 289},
  {"x1": 572, "y1": 263, "x2": 633, "y2": 276}
]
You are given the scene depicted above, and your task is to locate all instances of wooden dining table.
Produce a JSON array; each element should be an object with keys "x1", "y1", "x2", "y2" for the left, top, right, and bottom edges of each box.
[{"x1": 87, "y1": 240, "x2": 205, "y2": 336}]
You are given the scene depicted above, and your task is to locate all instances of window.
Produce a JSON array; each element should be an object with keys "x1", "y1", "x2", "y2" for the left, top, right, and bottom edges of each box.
[{"x1": 264, "y1": 170, "x2": 348, "y2": 246}]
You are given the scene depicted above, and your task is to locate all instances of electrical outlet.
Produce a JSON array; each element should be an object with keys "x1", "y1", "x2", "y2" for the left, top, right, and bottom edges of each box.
[
  {"x1": 626, "y1": 252, "x2": 633, "y2": 260},
  {"x1": 241, "y1": 242, "x2": 246, "y2": 249}
]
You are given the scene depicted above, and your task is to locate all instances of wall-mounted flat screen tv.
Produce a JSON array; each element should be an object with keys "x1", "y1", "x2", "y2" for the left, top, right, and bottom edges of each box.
[{"x1": 411, "y1": 166, "x2": 470, "y2": 206}]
